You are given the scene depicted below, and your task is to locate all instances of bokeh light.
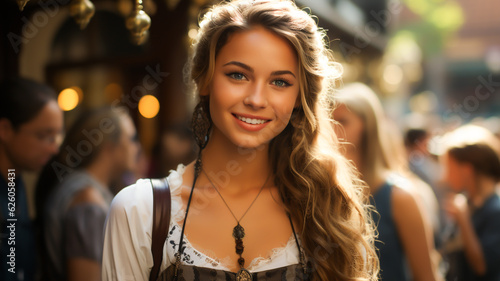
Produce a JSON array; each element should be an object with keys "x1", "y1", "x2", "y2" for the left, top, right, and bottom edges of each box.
[
  {"x1": 138, "y1": 95, "x2": 159, "y2": 118},
  {"x1": 383, "y1": 64, "x2": 403, "y2": 85},
  {"x1": 58, "y1": 88, "x2": 79, "y2": 111},
  {"x1": 188, "y1": 28, "x2": 198, "y2": 39},
  {"x1": 71, "y1": 86, "x2": 84, "y2": 102},
  {"x1": 409, "y1": 91, "x2": 439, "y2": 113},
  {"x1": 429, "y1": 3, "x2": 464, "y2": 31}
]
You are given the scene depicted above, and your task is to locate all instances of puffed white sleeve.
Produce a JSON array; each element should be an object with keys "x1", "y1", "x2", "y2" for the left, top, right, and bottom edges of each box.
[{"x1": 102, "y1": 179, "x2": 154, "y2": 281}]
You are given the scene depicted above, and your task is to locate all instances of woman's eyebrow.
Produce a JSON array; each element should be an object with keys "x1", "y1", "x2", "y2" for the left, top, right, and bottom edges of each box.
[
  {"x1": 271, "y1": 70, "x2": 296, "y2": 78},
  {"x1": 223, "y1": 61, "x2": 253, "y2": 72},
  {"x1": 223, "y1": 61, "x2": 296, "y2": 78}
]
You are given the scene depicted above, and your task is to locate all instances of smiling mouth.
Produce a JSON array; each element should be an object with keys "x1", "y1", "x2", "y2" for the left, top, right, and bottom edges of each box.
[{"x1": 235, "y1": 115, "x2": 270, "y2": 125}]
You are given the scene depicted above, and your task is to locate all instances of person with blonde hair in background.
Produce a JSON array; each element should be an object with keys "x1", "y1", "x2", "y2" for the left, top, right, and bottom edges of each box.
[
  {"x1": 332, "y1": 82, "x2": 441, "y2": 281},
  {"x1": 441, "y1": 125, "x2": 500, "y2": 281},
  {"x1": 102, "y1": 1, "x2": 379, "y2": 280}
]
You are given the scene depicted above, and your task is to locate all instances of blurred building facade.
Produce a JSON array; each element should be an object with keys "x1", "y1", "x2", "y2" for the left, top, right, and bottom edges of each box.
[
  {"x1": 444, "y1": 0, "x2": 500, "y2": 121},
  {"x1": 1, "y1": 0, "x2": 392, "y2": 160}
]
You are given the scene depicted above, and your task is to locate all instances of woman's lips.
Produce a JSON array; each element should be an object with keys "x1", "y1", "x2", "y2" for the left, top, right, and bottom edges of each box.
[{"x1": 232, "y1": 113, "x2": 271, "y2": 131}]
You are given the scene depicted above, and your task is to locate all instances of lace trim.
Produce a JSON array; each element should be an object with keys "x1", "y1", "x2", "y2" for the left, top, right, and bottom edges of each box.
[
  {"x1": 246, "y1": 235, "x2": 298, "y2": 270},
  {"x1": 166, "y1": 164, "x2": 300, "y2": 272}
]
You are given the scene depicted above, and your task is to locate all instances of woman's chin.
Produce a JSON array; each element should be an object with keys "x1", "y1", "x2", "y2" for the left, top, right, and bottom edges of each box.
[{"x1": 235, "y1": 142, "x2": 267, "y2": 151}]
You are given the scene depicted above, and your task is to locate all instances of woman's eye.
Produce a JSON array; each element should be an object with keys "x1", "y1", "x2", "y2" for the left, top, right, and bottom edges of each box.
[
  {"x1": 271, "y1": 79, "x2": 291, "y2": 88},
  {"x1": 227, "y1": 73, "x2": 246, "y2": 81}
]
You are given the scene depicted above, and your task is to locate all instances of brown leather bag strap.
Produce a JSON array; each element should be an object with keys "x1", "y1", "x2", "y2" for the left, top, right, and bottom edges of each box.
[{"x1": 149, "y1": 178, "x2": 171, "y2": 281}]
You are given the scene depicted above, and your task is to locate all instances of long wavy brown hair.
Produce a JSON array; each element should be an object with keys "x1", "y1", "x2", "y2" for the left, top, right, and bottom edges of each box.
[{"x1": 187, "y1": 1, "x2": 379, "y2": 280}]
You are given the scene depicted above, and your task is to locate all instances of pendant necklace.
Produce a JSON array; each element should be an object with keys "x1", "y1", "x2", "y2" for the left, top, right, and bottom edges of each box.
[{"x1": 202, "y1": 169, "x2": 270, "y2": 281}]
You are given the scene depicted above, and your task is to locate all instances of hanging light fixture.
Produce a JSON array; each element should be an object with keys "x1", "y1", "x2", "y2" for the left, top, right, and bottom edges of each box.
[
  {"x1": 69, "y1": 0, "x2": 95, "y2": 30},
  {"x1": 16, "y1": 0, "x2": 29, "y2": 11},
  {"x1": 126, "y1": 0, "x2": 151, "y2": 45}
]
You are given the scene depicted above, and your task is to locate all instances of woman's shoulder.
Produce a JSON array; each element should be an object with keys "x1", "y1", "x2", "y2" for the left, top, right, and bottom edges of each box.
[
  {"x1": 385, "y1": 173, "x2": 419, "y2": 201},
  {"x1": 388, "y1": 175, "x2": 426, "y2": 228},
  {"x1": 481, "y1": 193, "x2": 500, "y2": 217},
  {"x1": 390, "y1": 183, "x2": 420, "y2": 213},
  {"x1": 107, "y1": 179, "x2": 154, "y2": 225},
  {"x1": 68, "y1": 185, "x2": 108, "y2": 209}
]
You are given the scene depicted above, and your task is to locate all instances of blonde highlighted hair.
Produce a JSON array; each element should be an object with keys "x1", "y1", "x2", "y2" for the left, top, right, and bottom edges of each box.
[
  {"x1": 333, "y1": 82, "x2": 397, "y2": 188},
  {"x1": 188, "y1": 1, "x2": 378, "y2": 280}
]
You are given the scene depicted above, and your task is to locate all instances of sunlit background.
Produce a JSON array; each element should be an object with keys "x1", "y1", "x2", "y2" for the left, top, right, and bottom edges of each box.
[{"x1": 3, "y1": 0, "x2": 499, "y2": 151}]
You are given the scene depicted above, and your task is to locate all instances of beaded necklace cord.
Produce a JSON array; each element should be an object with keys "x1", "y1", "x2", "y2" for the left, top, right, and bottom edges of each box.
[{"x1": 203, "y1": 169, "x2": 270, "y2": 279}]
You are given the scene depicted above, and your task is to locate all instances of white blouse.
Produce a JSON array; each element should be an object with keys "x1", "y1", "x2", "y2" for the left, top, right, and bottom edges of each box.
[{"x1": 102, "y1": 164, "x2": 301, "y2": 281}]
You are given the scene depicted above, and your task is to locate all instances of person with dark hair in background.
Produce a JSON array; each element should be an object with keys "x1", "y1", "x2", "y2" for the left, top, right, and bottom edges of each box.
[
  {"x1": 36, "y1": 106, "x2": 138, "y2": 281},
  {"x1": 441, "y1": 125, "x2": 500, "y2": 281},
  {"x1": 405, "y1": 128, "x2": 448, "y2": 249},
  {"x1": 405, "y1": 128, "x2": 443, "y2": 196},
  {"x1": 0, "y1": 78, "x2": 63, "y2": 281},
  {"x1": 406, "y1": 129, "x2": 434, "y2": 184}
]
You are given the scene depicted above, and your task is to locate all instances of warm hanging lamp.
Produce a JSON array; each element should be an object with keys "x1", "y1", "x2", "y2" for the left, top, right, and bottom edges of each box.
[
  {"x1": 69, "y1": 0, "x2": 95, "y2": 29},
  {"x1": 16, "y1": 0, "x2": 29, "y2": 11},
  {"x1": 126, "y1": 0, "x2": 151, "y2": 45}
]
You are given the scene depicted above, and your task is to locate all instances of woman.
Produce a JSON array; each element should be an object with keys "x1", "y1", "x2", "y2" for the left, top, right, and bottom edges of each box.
[
  {"x1": 441, "y1": 125, "x2": 500, "y2": 281},
  {"x1": 102, "y1": 1, "x2": 378, "y2": 280},
  {"x1": 0, "y1": 78, "x2": 63, "y2": 281},
  {"x1": 36, "y1": 106, "x2": 138, "y2": 281},
  {"x1": 332, "y1": 82, "x2": 441, "y2": 281}
]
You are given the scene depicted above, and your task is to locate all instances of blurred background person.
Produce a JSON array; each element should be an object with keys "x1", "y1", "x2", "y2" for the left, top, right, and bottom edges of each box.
[
  {"x1": 35, "y1": 106, "x2": 138, "y2": 281},
  {"x1": 386, "y1": 122, "x2": 443, "y2": 249},
  {"x1": 441, "y1": 125, "x2": 500, "y2": 281},
  {"x1": 110, "y1": 143, "x2": 149, "y2": 195},
  {"x1": 405, "y1": 128, "x2": 442, "y2": 191},
  {"x1": 332, "y1": 82, "x2": 442, "y2": 281},
  {"x1": 405, "y1": 127, "x2": 448, "y2": 247},
  {"x1": 0, "y1": 78, "x2": 63, "y2": 281},
  {"x1": 148, "y1": 121, "x2": 196, "y2": 178}
]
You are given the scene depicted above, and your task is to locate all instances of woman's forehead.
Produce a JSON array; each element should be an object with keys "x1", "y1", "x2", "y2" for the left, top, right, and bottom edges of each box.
[{"x1": 215, "y1": 26, "x2": 298, "y2": 73}]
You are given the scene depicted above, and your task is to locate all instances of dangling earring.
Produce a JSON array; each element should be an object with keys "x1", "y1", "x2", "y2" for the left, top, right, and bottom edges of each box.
[
  {"x1": 191, "y1": 95, "x2": 211, "y2": 174},
  {"x1": 172, "y1": 96, "x2": 212, "y2": 276}
]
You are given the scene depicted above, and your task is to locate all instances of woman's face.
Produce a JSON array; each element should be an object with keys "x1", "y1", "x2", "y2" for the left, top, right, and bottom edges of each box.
[
  {"x1": 113, "y1": 114, "x2": 139, "y2": 173},
  {"x1": 0, "y1": 100, "x2": 63, "y2": 171},
  {"x1": 332, "y1": 104, "x2": 364, "y2": 155},
  {"x1": 207, "y1": 25, "x2": 300, "y2": 149}
]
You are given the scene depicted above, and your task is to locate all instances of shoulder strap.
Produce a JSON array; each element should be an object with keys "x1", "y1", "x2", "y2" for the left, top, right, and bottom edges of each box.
[{"x1": 149, "y1": 178, "x2": 172, "y2": 281}]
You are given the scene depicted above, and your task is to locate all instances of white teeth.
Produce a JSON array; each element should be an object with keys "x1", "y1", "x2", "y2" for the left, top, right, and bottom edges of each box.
[{"x1": 237, "y1": 116, "x2": 267, "y2": 125}]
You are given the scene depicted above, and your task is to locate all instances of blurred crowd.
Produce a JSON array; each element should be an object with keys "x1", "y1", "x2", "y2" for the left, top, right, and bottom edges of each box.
[
  {"x1": 1, "y1": 77, "x2": 499, "y2": 281},
  {"x1": 332, "y1": 83, "x2": 500, "y2": 281}
]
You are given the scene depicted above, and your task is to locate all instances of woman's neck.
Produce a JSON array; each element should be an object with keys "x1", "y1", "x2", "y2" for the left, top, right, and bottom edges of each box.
[
  {"x1": 199, "y1": 131, "x2": 272, "y2": 194},
  {"x1": 85, "y1": 154, "x2": 112, "y2": 190}
]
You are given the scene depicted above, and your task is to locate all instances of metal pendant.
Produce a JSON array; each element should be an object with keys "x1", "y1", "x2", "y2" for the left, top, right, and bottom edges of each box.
[
  {"x1": 233, "y1": 223, "x2": 245, "y2": 239},
  {"x1": 236, "y1": 268, "x2": 251, "y2": 281}
]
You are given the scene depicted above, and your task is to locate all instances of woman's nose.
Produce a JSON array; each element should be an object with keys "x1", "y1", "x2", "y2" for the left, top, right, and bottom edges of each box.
[{"x1": 243, "y1": 82, "x2": 268, "y2": 109}]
